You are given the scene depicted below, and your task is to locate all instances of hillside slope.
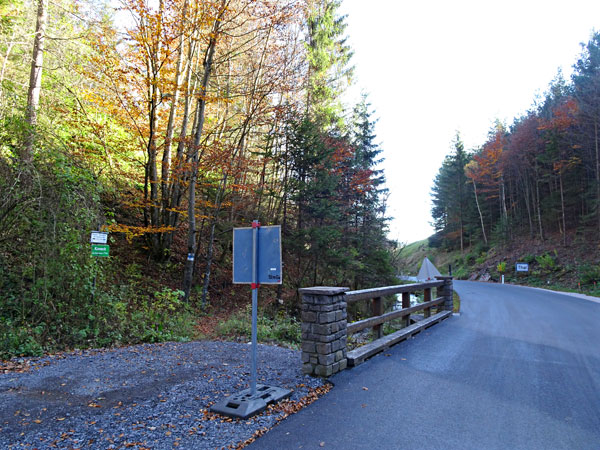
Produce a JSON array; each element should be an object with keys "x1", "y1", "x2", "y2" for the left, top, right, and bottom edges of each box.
[{"x1": 398, "y1": 232, "x2": 600, "y2": 298}]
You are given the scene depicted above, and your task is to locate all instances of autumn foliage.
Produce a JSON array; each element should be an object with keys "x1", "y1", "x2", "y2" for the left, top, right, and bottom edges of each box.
[
  {"x1": 0, "y1": 0, "x2": 395, "y2": 357},
  {"x1": 433, "y1": 36, "x2": 600, "y2": 251}
]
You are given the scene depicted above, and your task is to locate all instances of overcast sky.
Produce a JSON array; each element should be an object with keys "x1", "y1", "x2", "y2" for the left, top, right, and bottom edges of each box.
[{"x1": 340, "y1": 0, "x2": 600, "y2": 244}]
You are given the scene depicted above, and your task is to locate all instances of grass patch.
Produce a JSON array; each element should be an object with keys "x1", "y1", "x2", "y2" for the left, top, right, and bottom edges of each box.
[
  {"x1": 453, "y1": 291, "x2": 461, "y2": 313},
  {"x1": 216, "y1": 305, "x2": 301, "y2": 349},
  {"x1": 512, "y1": 279, "x2": 600, "y2": 298}
]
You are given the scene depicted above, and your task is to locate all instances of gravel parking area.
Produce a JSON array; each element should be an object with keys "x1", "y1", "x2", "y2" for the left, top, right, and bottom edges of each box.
[{"x1": 0, "y1": 341, "x2": 328, "y2": 449}]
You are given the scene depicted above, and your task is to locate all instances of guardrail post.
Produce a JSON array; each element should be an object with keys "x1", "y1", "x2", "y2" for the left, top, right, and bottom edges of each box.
[
  {"x1": 435, "y1": 276, "x2": 454, "y2": 312},
  {"x1": 402, "y1": 292, "x2": 410, "y2": 327},
  {"x1": 299, "y1": 287, "x2": 349, "y2": 377},
  {"x1": 372, "y1": 296, "x2": 383, "y2": 339},
  {"x1": 423, "y1": 288, "x2": 432, "y2": 318}
]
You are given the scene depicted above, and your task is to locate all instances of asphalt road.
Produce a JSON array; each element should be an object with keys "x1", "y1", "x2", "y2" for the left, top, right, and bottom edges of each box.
[{"x1": 249, "y1": 281, "x2": 600, "y2": 450}]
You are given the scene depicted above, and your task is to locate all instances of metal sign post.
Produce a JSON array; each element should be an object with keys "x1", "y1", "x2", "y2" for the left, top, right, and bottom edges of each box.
[
  {"x1": 210, "y1": 221, "x2": 290, "y2": 419},
  {"x1": 251, "y1": 220, "x2": 259, "y2": 396}
]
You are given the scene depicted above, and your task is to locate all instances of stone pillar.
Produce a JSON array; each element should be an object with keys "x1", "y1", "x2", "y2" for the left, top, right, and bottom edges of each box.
[
  {"x1": 299, "y1": 287, "x2": 348, "y2": 377},
  {"x1": 435, "y1": 276, "x2": 454, "y2": 312}
]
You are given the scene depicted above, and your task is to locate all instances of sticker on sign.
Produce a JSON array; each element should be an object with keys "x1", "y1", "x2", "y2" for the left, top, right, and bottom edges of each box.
[{"x1": 90, "y1": 231, "x2": 108, "y2": 244}]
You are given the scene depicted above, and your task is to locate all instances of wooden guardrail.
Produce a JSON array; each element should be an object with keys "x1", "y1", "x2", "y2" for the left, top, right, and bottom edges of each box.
[
  {"x1": 345, "y1": 280, "x2": 452, "y2": 366},
  {"x1": 299, "y1": 277, "x2": 453, "y2": 377}
]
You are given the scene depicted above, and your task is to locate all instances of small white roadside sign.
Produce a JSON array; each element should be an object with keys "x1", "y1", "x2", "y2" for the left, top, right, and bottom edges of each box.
[
  {"x1": 90, "y1": 231, "x2": 108, "y2": 244},
  {"x1": 515, "y1": 263, "x2": 529, "y2": 272}
]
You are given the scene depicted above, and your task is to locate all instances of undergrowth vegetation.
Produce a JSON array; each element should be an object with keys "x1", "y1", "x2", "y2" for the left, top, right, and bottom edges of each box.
[
  {"x1": 216, "y1": 305, "x2": 301, "y2": 349},
  {"x1": 0, "y1": 151, "x2": 198, "y2": 360},
  {"x1": 217, "y1": 305, "x2": 301, "y2": 348},
  {"x1": 0, "y1": 0, "x2": 397, "y2": 360}
]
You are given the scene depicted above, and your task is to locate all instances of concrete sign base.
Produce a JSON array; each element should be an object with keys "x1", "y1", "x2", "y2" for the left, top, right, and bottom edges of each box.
[{"x1": 210, "y1": 384, "x2": 292, "y2": 419}]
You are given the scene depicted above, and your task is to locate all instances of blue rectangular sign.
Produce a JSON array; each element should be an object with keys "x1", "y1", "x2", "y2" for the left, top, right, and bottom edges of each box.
[
  {"x1": 233, "y1": 225, "x2": 282, "y2": 284},
  {"x1": 515, "y1": 262, "x2": 529, "y2": 272}
]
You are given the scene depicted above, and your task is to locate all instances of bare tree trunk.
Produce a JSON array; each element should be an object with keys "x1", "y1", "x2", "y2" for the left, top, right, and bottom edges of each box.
[
  {"x1": 458, "y1": 175, "x2": 464, "y2": 253},
  {"x1": 472, "y1": 179, "x2": 487, "y2": 245},
  {"x1": 278, "y1": 138, "x2": 290, "y2": 302},
  {"x1": 595, "y1": 120, "x2": 600, "y2": 235},
  {"x1": 182, "y1": 6, "x2": 223, "y2": 302},
  {"x1": 198, "y1": 22, "x2": 274, "y2": 304},
  {"x1": 523, "y1": 175, "x2": 534, "y2": 238},
  {"x1": 500, "y1": 177, "x2": 508, "y2": 240},
  {"x1": 0, "y1": 37, "x2": 16, "y2": 109},
  {"x1": 165, "y1": 31, "x2": 200, "y2": 250},
  {"x1": 535, "y1": 161, "x2": 544, "y2": 241},
  {"x1": 199, "y1": 123, "x2": 248, "y2": 306},
  {"x1": 24, "y1": 0, "x2": 48, "y2": 161},
  {"x1": 146, "y1": 73, "x2": 160, "y2": 243},
  {"x1": 199, "y1": 172, "x2": 229, "y2": 306},
  {"x1": 161, "y1": 0, "x2": 188, "y2": 232},
  {"x1": 559, "y1": 171, "x2": 567, "y2": 246},
  {"x1": 141, "y1": 0, "x2": 164, "y2": 255}
]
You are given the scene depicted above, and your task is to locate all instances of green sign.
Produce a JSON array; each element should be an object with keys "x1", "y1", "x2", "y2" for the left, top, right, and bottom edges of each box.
[{"x1": 91, "y1": 244, "x2": 110, "y2": 257}]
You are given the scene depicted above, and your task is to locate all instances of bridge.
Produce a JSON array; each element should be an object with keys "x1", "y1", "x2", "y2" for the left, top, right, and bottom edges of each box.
[
  {"x1": 299, "y1": 277, "x2": 454, "y2": 376},
  {"x1": 249, "y1": 280, "x2": 600, "y2": 449}
]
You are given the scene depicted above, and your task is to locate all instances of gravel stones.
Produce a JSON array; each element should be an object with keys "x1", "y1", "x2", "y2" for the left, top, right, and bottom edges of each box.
[{"x1": 0, "y1": 341, "x2": 327, "y2": 449}]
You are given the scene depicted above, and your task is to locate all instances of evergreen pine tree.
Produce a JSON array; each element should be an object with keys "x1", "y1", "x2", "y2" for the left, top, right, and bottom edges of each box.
[
  {"x1": 348, "y1": 96, "x2": 394, "y2": 288},
  {"x1": 306, "y1": 0, "x2": 353, "y2": 129},
  {"x1": 431, "y1": 133, "x2": 472, "y2": 251}
]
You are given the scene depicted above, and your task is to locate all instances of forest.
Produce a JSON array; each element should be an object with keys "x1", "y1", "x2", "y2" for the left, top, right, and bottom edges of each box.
[
  {"x1": 431, "y1": 31, "x2": 600, "y2": 262},
  {"x1": 0, "y1": 0, "x2": 397, "y2": 359}
]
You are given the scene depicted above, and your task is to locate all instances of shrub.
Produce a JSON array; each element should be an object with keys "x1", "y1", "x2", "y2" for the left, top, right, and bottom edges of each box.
[
  {"x1": 0, "y1": 153, "x2": 198, "y2": 359},
  {"x1": 125, "y1": 288, "x2": 196, "y2": 344},
  {"x1": 452, "y1": 266, "x2": 469, "y2": 280},
  {"x1": 521, "y1": 254, "x2": 536, "y2": 264},
  {"x1": 580, "y1": 264, "x2": 600, "y2": 286},
  {"x1": 0, "y1": 319, "x2": 44, "y2": 360},
  {"x1": 217, "y1": 306, "x2": 301, "y2": 348},
  {"x1": 475, "y1": 252, "x2": 487, "y2": 265},
  {"x1": 472, "y1": 241, "x2": 490, "y2": 255},
  {"x1": 464, "y1": 252, "x2": 476, "y2": 264},
  {"x1": 536, "y1": 253, "x2": 558, "y2": 272},
  {"x1": 428, "y1": 232, "x2": 444, "y2": 248},
  {"x1": 0, "y1": 154, "x2": 107, "y2": 357}
]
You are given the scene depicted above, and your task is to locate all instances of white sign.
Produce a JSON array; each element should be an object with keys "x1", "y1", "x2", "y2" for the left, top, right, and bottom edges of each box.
[
  {"x1": 515, "y1": 263, "x2": 529, "y2": 272},
  {"x1": 90, "y1": 231, "x2": 108, "y2": 244}
]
